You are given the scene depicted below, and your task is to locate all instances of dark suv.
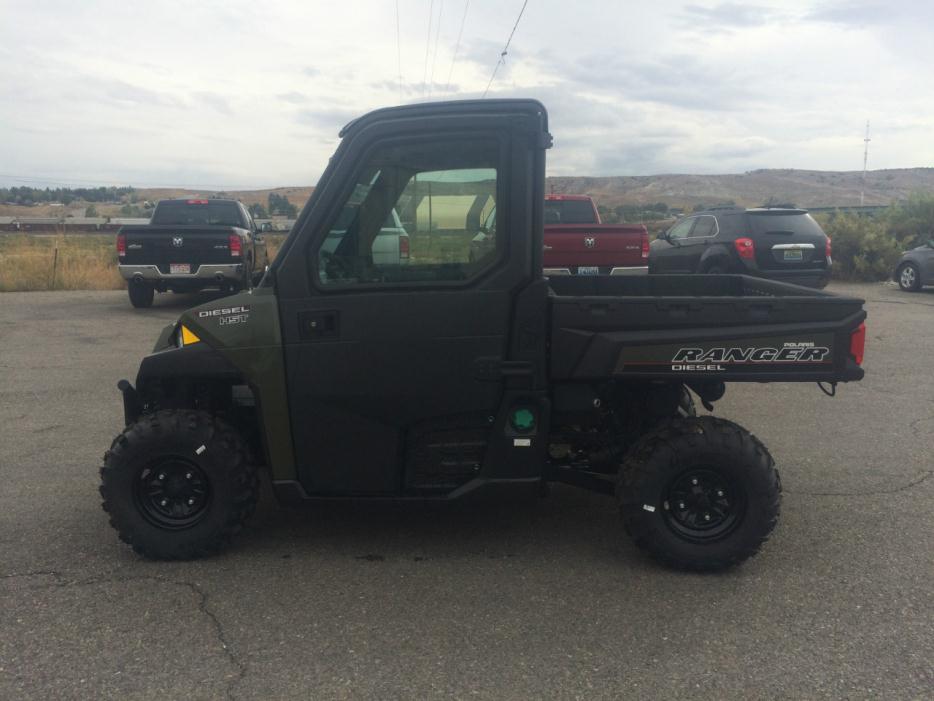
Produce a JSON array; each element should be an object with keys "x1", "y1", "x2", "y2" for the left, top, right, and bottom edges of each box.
[{"x1": 649, "y1": 207, "x2": 832, "y2": 288}]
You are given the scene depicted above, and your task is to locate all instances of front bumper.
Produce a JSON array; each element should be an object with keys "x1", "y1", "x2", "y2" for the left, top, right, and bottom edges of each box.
[{"x1": 118, "y1": 263, "x2": 243, "y2": 281}]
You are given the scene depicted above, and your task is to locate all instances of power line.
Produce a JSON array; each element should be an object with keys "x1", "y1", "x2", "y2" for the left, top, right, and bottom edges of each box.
[
  {"x1": 428, "y1": 0, "x2": 445, "y2": 99},
  {"x1": 396, "y1": 0, "x2": 404, "y2": 103},
  {"x1": 482, "y1": 0, "x2": 529, "y2": 98},
  {"x1": 421, "y1": 0, "x2": 436, "y2": 98},
  {"x1": 444, "y1": 0, "x2": 470, "y2": 94}
]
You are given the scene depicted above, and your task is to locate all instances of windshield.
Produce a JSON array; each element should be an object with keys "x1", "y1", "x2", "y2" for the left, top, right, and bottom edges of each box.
[
  {"x1": 151, "y1": 201, "x2": 244, "y2": 227},
  {"x1": 544, "y1": 199, "x2": 598, "y2": 225}
]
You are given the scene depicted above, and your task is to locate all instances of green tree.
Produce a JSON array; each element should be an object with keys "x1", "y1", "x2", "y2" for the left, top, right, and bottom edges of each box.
[
  {"x1": 268, "y1": 193, "x2": 298, "y2": 217},
  {"x1": 248, "y1": 203, "x2": 268, "y2": 219},
  {"x1": 85, "y1": 205, "x2": 98, "y2": 217}
]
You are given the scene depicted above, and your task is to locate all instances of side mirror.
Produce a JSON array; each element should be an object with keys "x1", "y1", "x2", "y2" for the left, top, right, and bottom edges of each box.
[
  {"x1": 657, "y1": 231, "x2": 669, "y2": 241},
  {"x1": 927, "y1": 239, "x2": 934, "y2": 249}
]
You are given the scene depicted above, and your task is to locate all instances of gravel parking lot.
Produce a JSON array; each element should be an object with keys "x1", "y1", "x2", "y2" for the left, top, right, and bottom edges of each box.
[{"x1": 1, "y1": 282, "x2": 932, "y2": 700}]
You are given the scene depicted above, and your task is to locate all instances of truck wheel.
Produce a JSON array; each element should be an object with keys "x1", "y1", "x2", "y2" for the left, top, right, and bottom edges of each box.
[
  {"x1": 618, "y1": 416, "x2": 780, "y2": 571},
  {"x1": 100, "y1": 410, "x2": 259, "y2": 559},
  {"x1": 897, "y1": 262, "x2": 921, "y2": 292},
  {"x1": 127, "y1": 283, "x2": 154, "y2": 308}
]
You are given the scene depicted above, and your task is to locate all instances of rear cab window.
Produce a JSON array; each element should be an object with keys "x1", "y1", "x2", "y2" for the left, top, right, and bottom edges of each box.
[
  {"x1": 544, "y1": 199, "x2": 597, "y2": 225},
  {"x1": 151, "y1": 201, "x2": 245, "y2": 227}
]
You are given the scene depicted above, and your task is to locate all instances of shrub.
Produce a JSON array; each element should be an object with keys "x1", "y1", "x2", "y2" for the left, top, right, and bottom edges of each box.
[{"x1": 817, "y1": 213, "x2": 901, "y2": 281}]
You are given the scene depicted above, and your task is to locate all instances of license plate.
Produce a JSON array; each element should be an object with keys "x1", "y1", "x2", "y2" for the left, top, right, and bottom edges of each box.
[
  {"x1": 577, "y1": 266, "x2": 600, "y2": 275},
  {"x1": 170, "y1": 263, "x2": 191, "y2": 274},
  {"x1": 783, "y1": 249, "x2": 803, "y2": 261}
]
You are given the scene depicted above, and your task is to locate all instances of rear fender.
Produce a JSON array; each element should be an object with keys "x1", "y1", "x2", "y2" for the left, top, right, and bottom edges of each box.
[{"x1": 697, "y1": 245, "x2": 734, "y2": 272}]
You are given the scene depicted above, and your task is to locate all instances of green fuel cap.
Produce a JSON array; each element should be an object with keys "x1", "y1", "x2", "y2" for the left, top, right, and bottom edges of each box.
[{"x1": 511, "y1": 408, "x2": 536, "y2": 433}]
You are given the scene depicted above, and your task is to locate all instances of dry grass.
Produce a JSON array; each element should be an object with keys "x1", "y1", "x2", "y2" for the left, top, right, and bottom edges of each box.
[
  {"x1": 0, "y1": 233, "x2": 290, "y2": 292},
  {"x1": 0, "y1": 235, "x2": 124, "y2": 292}
]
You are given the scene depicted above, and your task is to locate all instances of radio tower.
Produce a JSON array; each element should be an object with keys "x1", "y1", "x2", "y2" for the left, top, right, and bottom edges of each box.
[{"x1": 860, "y1": 121, "x2": 871, "y2": 206}]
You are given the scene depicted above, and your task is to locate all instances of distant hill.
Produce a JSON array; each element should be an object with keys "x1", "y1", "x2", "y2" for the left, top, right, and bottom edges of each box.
[
  {"x1": 3, "y1": 168, "x2": 932, "y2": 218},
  {"x1": 545, "y1": 168, "x2": 934, "y2": 209}
]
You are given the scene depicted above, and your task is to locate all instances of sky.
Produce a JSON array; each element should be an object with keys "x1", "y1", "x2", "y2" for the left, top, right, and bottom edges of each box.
[{"x1": 1, "y1": 0, "x2": 933, "y2": 189}]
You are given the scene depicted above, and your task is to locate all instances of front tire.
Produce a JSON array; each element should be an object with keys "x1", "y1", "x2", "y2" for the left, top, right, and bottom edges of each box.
[
  {"x1": 618, "y1": 416, "x2": 780, "y2": 571},
  {"x1": 897, "y1": 263, "x2": 921, "y2": 292},
  {"x1": 127, "y1": 283, "x2": 154, "y2": 308},
  {"x1": 100, "y1": 410, "x2": 259, "y2": 559}
]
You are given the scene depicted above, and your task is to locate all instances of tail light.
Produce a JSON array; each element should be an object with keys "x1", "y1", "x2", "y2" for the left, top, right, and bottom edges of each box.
[
  {"x1": 116, "y1": 233, "x2": 126, "y2": 258},
  {"x1": 850, "y1": 322, "x2": 866, "y2": 365},
  {"x1": 641, "y1": 232, "x2": 649, "y2": 259},
  {"x1": 228, "y1": 234, "x2": 241, "y2": 257},
  {"x1": 825, "y1": 237, "x2": 832, "y2": 261},
  {"x1": 734, "y1": 237, "x2": 755, "y2": 260},
  {"x1": 399, "y1": 234, "x2": 410, "y2": 261}
]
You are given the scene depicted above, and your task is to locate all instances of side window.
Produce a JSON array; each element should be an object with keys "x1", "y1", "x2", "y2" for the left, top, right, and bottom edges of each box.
[
  {"x1": 668, "y1": 218, "x2": 695, "y2": 240},
  {"x1": 313, "y1": 137, "x2": 500, "y2": 287},
  {"x1": 691, "y1": 215, "x2": 717, "y2": 238}
]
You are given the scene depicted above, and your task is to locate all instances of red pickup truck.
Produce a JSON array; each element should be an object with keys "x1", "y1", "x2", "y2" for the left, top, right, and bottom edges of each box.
[{"x1": 543, "y1": 194, "x2": 648, "y2": 276}]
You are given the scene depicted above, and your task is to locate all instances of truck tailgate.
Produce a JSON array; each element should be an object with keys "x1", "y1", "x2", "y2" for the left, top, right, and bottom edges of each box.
[
  {"x1": 120, "y1": 225, "x2": 241, "y2": 271},
  {"x1": 543, "y1": 224, "x2": 646, "y2": 270},
  {"x1": 548, "y1": 275, "x2": 866, "y2": 383}
]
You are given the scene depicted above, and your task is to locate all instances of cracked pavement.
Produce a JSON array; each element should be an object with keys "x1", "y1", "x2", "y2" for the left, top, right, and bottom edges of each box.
[{"x1": 1, "y1": 283, "x2": 932, "y2": 699}]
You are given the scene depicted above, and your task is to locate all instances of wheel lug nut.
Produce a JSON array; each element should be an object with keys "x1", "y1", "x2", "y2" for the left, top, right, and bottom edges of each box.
[
  {"x1": 691, "y1": 478, "x2": 698, "y2": 485},
  {"x1": 185, "y1": 472, "x2": 192, "y2": 479},
  {"x1": 188, "y1": 497, "x2": 196, "y2": 505},
  {"x1": 717, "y1": 490, "x2": 724, "y2": 497},
  {"x1": 678, "y1": 501, "x2": 685, "y2": 509},
  {"x1": 158, "y1": 473, "x2": 165, "y2": 480},
  {"x1": 160, "y1": 498, "x2": 168, "y2": 506},
  {"x1": 704, "y1": 513, "x2": 711, "y2": 521}
]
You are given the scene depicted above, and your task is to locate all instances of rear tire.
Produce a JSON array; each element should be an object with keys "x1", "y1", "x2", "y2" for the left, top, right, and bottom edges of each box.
[
  {"x1": 700, "y1": 263, "x2": 727, "y2": 275},
  {"x1": 897, "y1": 262, "x2": 921, "y2": 292},
  {"x1": 618, "y1": 416, "x2": 780, "y2": 571},
  {"x1": 100, "y1": 410, "x2": 259, "y2": 559},
  {"x1": 128, "y1": 283, "x2": 154, "y2": 308}
]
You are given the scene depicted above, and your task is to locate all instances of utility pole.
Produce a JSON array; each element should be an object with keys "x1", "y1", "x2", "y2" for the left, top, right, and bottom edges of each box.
[{"x1": 860, "y1": 121, "x2": 870, "y2": 206}]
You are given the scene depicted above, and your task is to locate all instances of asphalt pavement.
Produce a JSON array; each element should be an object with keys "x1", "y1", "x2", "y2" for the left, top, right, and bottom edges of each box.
[{"x1": 0, "y1": 282, "x2": 932, "y2": 700}]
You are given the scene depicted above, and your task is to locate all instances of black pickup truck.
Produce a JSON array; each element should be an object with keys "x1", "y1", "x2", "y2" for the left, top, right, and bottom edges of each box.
[
  {"x1": 101, "y1": 100, "x2": 867, "y2": 571},
  {"x1": 117, "y1": 198, "x2": 269, "y2": 307}
]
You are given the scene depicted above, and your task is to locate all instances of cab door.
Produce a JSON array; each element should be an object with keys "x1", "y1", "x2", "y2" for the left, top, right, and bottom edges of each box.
[{"x1": 273, "y1": 113, "x2": 542, "y2": 496}]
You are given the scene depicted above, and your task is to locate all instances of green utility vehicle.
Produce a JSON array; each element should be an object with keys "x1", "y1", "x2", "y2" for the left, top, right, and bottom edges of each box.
[{"x1": 101, "y1": 100, "x2": 867, "y2": 570}]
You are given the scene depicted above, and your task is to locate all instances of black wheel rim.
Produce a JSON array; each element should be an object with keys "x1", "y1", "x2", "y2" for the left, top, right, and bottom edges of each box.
[
  {"x1": 663, "y1": 468, "x2": 745, "y2": 542},
  {"x1": 134, "y1": 458, "x2": 210, "y2": 530}
]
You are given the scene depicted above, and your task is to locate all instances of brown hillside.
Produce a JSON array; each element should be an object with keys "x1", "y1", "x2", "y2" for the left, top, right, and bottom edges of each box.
[{"x1": 3, "y1": 169, "x2": 933, "y2": 218}]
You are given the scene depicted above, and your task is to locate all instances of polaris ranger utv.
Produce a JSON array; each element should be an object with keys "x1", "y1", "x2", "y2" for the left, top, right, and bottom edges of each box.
[{"x1": 101, "y1": 100, "x2": 867, "y2": 570}]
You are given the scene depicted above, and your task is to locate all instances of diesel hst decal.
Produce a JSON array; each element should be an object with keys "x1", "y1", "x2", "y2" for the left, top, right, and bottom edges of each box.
[
  {"x1": 199, "y1": 305, "x2": 251, "y2": 326},
  {"x1": 198, "y1": 305, "x2": 251, "y2": 318}
]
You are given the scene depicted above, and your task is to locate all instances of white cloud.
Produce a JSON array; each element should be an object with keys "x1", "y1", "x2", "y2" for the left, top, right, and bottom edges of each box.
[{"x1": 0, "y1": 0, "x2": 932, "y2": 188}]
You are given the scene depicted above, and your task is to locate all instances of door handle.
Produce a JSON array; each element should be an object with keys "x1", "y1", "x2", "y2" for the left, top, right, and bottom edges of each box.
[{"x1": 299, "y1": 310, "x2": 340, "y2": 340}]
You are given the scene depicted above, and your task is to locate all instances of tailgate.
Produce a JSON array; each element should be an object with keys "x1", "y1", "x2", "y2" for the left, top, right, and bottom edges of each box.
[
  {"x1": 121, "y1": 226, "x2": 240, "y2": 271},
  {"x1": 544, "y1": 224, "x2": 646, "y2": 270},
  {"x1": 748, "y1": 212, "x2": 829, "y2": 271},
  {"x1": 549, "y1": 274, "x2": 866, "y2": 383}
]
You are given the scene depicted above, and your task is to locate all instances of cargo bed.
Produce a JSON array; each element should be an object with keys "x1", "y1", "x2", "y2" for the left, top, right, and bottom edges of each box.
[{"x1": 548, "y1": 274, "x2": 866, "y2": 382}]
